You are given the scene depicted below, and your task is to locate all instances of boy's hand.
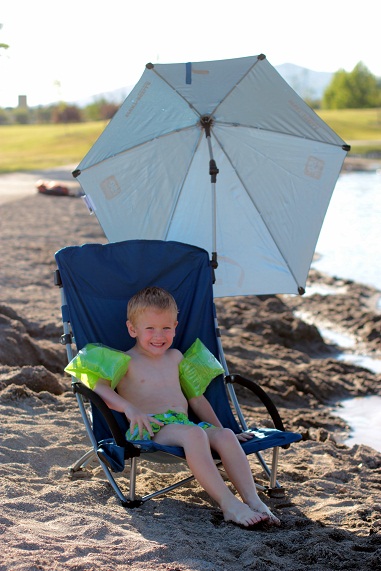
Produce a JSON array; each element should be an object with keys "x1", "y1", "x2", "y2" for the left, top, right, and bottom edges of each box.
[
  {"x1": 124, "y1": 404, "x2": 164, "y2": 439},
  {"x1": 236, "y1": 431, "x2": 254, "y2": 442}
]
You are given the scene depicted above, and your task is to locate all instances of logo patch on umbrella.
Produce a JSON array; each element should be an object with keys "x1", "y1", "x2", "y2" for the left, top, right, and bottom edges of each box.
[
  {"x1": 125, "y1": 81, "x2": 151, "y2": 118},
  {"x1": 101, "y1": 176, "x2": 122, "y2": 200},
  {"x1": 186, "y1": 62, "x2": 209, "y2": 84},
  {"x1": 304, "y1": 156, "x2": 324, "y2": 180}
]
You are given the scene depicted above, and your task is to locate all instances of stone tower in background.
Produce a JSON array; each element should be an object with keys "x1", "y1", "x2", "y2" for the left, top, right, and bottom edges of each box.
[{"x1": 18, "y1": 95, "x2": 27, "y2": 108}]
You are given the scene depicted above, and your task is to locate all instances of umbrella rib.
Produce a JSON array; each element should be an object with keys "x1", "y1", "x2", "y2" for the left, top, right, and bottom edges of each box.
[
  {"x1": 78, "y1": 126, "x2": 198, "y2": 172},
  {"x1": 211, "y1": 128, "x2": 301, "y2": 290},
  {"x1": 208, "y1": 57, "x2": 262, "y2": 118},
  {"x1": 151, "y1": 67, "x2": 202, "y2": 118},
  {"x1": 215, "y1": 121, "x2": 346, "y2": 148}
]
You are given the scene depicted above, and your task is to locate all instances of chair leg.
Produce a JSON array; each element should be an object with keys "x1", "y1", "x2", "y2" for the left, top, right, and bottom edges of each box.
[
  {"x1": 268, "y1": 447, "x2": 285, "y2": 498},
  {"x1": 129, "y1": 457, "x2": 138, "y2": 502},
  {"x1": 140, "y1": 473, "x2": 196, "y2": 503},
  {"x1": 95, "y1": 455, "x2": 143, "y2": 508},
  {"x1": 69, "y1": 449, "x2": 97, "y2": 473},
  {"x1": 255, "y1": 447, "x2": 284, "y2": 496},
  {"x1": 270, "y1": 446, "x2": 279, "y2": 489},
  {"x1": 128, "y1": 455, "x2": 197, "y2": 504}
]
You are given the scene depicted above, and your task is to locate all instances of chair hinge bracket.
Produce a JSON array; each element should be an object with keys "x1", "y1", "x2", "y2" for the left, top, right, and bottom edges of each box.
[{"x1": 60, "y1": 333, "x2": 72, "y2": 345}]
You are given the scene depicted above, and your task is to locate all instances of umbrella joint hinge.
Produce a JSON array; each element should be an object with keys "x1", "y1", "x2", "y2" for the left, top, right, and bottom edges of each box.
[
  {"x1": 210, "y1": 253, "x2": 218, "y2": 284},
  {"x1": 211, "y1": 252, "x2": 218, "y2": 269},
  {"x1": 209, "y1": 159, "x2": 219, "y2": 182}
]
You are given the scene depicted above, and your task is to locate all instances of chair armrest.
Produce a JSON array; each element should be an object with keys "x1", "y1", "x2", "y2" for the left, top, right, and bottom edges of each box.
[
  {"x1": 225, "y1": 374, "x2": 285, "y2": 431},
  {"x1": 72, "y1": 381, "x2": 140, "y2": 457}
]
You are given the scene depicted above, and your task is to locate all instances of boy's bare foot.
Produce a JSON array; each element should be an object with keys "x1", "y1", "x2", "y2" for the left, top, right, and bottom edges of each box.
[
  {"x1": 222, "y1": 497, "x2": 269, "y2": 528},
  {"x1": 246, "y1": 498, "x2": 281, "y2": 526}
]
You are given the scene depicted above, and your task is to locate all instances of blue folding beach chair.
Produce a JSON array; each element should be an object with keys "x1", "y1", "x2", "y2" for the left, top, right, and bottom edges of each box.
[{"x1": 55, "y1": 239, "x2": 301, "y2": 507}]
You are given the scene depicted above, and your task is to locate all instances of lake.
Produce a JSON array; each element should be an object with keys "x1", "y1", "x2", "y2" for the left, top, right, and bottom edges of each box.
[
  {"x1": 331, "y1": 395, "x2": 381, "y2": 452},
  {"x1": 312, "y1": 169, "x2": 381, "y2": 452},
  {"x1": 313, "y1": 170, "x2": 381, "y2": 292}
]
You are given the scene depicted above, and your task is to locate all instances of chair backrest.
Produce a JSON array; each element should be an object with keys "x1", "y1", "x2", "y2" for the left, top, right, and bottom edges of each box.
[{"x1": 55, "y1": 239, "x2": 240, "y2": 432}]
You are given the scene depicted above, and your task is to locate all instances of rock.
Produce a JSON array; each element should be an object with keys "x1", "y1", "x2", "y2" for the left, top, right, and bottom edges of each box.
[{"x1": 0, "y1": 365, "x2": 66, "y2": 395}]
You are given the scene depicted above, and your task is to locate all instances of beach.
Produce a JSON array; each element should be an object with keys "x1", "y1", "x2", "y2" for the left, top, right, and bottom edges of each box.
[{"x1": 0, "y1": 173, "x2": 380, "y2": 571}]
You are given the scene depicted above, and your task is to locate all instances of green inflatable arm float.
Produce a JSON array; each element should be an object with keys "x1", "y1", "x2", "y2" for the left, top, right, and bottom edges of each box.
[
  {"x1": 179, "y1": 338, "x2": 225, "y2": 400},
  {"x1": 64, "y1": 343, "x2": 131, "y2": 390}
]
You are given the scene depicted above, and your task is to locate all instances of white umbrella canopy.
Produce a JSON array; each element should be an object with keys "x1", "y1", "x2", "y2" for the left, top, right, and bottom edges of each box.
[{"x1": 74, "y1": 54, "x2": 349, "y2": 298}]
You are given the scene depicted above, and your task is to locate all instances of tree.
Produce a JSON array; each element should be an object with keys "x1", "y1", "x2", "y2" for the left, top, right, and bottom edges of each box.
[
  {"x1": 51, "y1": 103, "x2": 83, "y2": 123},
  {"x1": 0, "y1": 24, "x2": 10, "y2": 114},
  {"x1": 0, "y1": 108, "x2": 10, "y2": 124},
  {"x1": 13, "y1": 108, "x2": 30, "y2": 124},
  {"x1": 35, "y1": 105, "x2": 54, "y2": 124},
  {"x1": 0, "y1": 23, "x2": 9, "y2": 52},
  {"x1": 84, "y1": 97, "x2": 120, "y2": 121},
  {"x1": 322, "y1": 62, "x2": 381, "y2": 109}
]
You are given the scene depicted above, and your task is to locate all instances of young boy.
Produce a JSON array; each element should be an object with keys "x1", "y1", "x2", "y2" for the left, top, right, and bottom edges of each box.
[{"x1": 94, "y1": 286, "x2": 280, "y2": 528}]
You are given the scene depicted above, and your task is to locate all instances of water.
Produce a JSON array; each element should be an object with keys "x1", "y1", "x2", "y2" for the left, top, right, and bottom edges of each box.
[
  {"x1": 311, "y1": 170, "x2": 381, "y2": 452},
  {"x1": 332, "y1": 396, "x2": 381, "y2": 452},
  {"x1": 313, "y1": 170, "x2": 381, "y2": 291}
]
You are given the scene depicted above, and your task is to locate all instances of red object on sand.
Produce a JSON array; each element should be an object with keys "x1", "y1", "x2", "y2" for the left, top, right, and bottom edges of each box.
[{"x1": 36, "y1": 180, "x2": 70, "y2": 196}]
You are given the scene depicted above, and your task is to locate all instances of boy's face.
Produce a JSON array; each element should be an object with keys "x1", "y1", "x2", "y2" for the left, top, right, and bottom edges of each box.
[{"x1": 127, "y1": 308, "x2": 178, "y2": 356}]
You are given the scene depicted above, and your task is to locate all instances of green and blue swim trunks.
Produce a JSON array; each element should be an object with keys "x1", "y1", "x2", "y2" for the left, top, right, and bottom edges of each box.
[{"x1": 126, "y1": 409, "x2": 214, "y2": 441}]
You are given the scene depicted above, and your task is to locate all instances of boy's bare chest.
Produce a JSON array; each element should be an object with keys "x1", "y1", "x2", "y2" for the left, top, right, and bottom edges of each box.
[
  {"x1": 118, "y1": 352, "x2": 186, "y2": 412},
  {"x1": 128, "y1": 358, "x2": 179, "y2": 389}
]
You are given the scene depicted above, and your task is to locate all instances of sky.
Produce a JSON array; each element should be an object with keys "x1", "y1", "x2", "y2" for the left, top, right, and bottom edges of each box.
[{"x1": 0, "y1": 0, "x2": 379, "y2": 108}]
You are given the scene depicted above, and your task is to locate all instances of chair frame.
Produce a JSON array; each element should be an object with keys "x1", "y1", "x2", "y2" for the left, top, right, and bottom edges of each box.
[{"x1": 54, "y1": 241, "x2": 300, "y2": 508}]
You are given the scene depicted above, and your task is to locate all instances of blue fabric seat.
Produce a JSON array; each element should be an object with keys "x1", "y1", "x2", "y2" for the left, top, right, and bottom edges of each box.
[{"x1": 55, "y1": 239, "x2": 301, "y2": 507}]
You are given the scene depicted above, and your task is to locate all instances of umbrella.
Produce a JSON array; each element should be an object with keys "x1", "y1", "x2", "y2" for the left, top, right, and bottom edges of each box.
[{"x1": 73, "y1": 54, "x2": 350, "y2": 298}]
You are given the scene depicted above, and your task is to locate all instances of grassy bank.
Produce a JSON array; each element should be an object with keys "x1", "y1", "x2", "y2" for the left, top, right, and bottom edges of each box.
[
  {"x1": 318, "y1": 108, "x2": 381, "y2": 154},
  {"x1": 1, "y1": 109, "x2": 380, "y2": 174},
  {"x1": 0, "y1": 122, "x2": 107, "y2": 173}
]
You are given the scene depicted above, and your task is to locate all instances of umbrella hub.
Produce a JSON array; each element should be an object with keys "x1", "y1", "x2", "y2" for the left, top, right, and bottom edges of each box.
[{"x1": 199, "y1": 115, "x2": 214, "y2": 137}]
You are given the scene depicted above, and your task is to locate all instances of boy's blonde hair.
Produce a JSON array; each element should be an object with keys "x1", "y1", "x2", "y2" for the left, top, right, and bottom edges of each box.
[{"x1": 127, "y1": 286, "x2": 178, "y2": 324}]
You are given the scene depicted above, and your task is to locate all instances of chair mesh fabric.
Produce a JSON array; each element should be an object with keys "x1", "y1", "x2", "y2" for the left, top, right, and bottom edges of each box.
[
  {"x1": 55, "y1": 239, "x2": 240, "y2": 435},
  {"x1": 56, "y1": 239, "x2": 301, "y2": 462}
]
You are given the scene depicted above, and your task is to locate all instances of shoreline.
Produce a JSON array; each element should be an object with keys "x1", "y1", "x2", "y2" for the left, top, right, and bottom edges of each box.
[
  {"x1": 342, "y1": 155, "x2": 381, "y2": 172},
  {"x1": 331, "y1": 395, "x2": 381, "y2": 451},
  {"x1": 0, "y1": 157, "x2": 378, "y2": 208}
]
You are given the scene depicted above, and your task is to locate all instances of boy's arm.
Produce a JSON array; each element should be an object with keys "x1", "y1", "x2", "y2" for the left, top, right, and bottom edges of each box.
[
  {"x1": 188, "y1": 395, "x2": 223, "y2": 427},
  {"x1": 93, "y1": 379, "x2": 163, "y2": 438},
  {"x1": 93, "y1": 378, "x2": 131, "y2": 411}
]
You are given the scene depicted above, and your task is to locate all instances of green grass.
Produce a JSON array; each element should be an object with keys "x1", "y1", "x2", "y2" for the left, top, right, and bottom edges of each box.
[
  {"x1": 317, "y1": 108, "x2": 381, "y2": 154},
  {"x1": 1, "y1": 109, "x2": 380, "y2": 174},
  {"x1": 0, "y1": 121, "x2": 107, "y2": 173}
]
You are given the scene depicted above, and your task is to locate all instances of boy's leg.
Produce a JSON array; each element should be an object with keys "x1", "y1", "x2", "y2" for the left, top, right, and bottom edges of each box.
[
  {"x1": 206, "y1": 427, "x2": 280, "y2": 526},
  {"x1": 153, "y1": 423, "x2": 269, "y2": 527}
]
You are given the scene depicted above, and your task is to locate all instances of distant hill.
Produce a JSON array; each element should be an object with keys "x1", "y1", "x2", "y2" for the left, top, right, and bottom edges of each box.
[
  {"x1": 74, "y1": 63, "x2": 333, "y2": 107},
  {"x1": 74, "y1": 86, "x2": 133, "y2": 107},
  {"x1": 275, "y1": 63, "x2": 333, "y2": 101}
]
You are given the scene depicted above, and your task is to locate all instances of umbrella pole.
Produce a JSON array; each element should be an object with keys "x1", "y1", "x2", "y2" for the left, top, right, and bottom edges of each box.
[{"x1": 201, "y1": 115, "x2": 219, "y2": 274}]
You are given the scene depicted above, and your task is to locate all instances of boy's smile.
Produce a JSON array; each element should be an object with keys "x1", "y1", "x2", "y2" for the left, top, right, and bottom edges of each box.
[{"x1": 127, "y1": 308, "x2": 178, "y2": 356}]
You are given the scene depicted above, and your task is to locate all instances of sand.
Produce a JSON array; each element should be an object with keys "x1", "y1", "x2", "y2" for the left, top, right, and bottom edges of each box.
[{"x1": 0, "y1": 174, "x2": 380, "y2": 571}]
